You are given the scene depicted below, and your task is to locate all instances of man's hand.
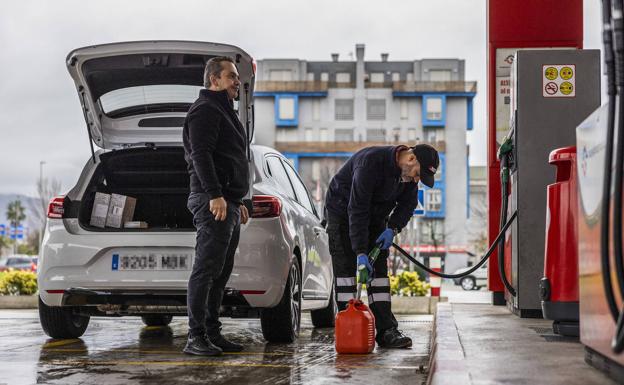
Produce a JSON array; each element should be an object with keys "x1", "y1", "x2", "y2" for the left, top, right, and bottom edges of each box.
[
  {"x1": 210, "y1": 197, "x2": 227, "y2": 221},
  {"x1": 357, "y1": 253, "x2": 373, "y2": 277},
  {"x1": 375, "y1": 228, "x2": 395, "y2": 250},
  {"x1": 240, "y1": 204, "x2": 249, "y2": 225}
]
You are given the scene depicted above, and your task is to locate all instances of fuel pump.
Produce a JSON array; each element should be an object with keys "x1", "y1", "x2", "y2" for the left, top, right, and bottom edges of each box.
[{"x1": 577, "y1": 1, "x2": 624, "y2": 381}]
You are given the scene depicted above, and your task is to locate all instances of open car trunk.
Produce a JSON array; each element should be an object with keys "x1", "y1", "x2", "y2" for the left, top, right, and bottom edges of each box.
[{"x1": 78, "y1": 147, "x2": 194, "y2": 231}]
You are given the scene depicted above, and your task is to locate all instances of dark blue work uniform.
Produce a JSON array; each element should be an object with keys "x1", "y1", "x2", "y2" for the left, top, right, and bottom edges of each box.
[{"x1": 325, "y1": 145, "x2": 419, "y2": 333}]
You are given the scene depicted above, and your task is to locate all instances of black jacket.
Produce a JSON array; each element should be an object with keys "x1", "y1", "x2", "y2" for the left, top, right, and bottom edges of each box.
[
  {"x1": 183, "y1": 89, "x2": 249, "y2": 203},
  {"x1": 325, "y1": 146, "x2": 419, "y2": 255}
]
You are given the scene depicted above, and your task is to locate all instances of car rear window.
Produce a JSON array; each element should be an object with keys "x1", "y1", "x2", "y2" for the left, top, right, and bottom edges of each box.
[{"x1": 99, "y1": 85, "x2": 203, "y2": 115}]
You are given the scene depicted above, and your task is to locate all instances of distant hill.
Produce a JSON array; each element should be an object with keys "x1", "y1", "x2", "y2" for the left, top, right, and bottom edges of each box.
[{"x1": 0, "y1": 194, "x2": 40, "y2": 231}]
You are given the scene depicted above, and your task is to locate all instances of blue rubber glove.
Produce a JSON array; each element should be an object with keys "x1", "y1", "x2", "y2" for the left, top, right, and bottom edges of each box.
[
  {"x1": 375, "y1": 228, "x2": 395, "y2": 250},
  {"x1": 357, "y1": 253, "x2": 373, "y2": 277}
]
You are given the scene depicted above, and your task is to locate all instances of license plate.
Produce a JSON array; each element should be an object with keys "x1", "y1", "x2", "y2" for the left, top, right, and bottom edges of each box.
[{"x1": 112, "y1": 253, "x2": 191, "y2": 271}]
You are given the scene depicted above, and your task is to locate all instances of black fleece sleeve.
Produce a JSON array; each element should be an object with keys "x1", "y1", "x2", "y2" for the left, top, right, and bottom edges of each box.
[
  {"x1": 348, "y1": 165, "x2": 375, "y2": 255},
  {"x1": 187, "y1": 105, "x2": 223, "y2": 200},
  {"x1": 388, "y1": 183, "x2": 419, "y2": 231}
]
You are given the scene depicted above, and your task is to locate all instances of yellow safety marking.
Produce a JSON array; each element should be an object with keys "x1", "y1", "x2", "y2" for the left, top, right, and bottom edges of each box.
[
  {"x1": 43, "y1": 348, "x2": 294, "y2": 356},
  {"x1": 560, "y1": 66, "x2": 574, "y2": 80},
  {"x1": 560, "y1": 81, "x2": 574, "y2": 95},
  {"x1": 41, "y1": 358, "x2": 421, "y2": 370},
  {"x1": 544, "y1": 67, "x2": 558, "y2": 80},
  {"x1": 142, "y1": 326, "x2": 165, "y2": 331},
  {"x1": 41, "y1": 339, "x2": 82, "y2": 348}
]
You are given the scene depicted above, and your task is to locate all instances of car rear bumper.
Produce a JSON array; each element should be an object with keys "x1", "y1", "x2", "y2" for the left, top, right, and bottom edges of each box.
[{"x1": 39, "y1": 218, "x2": 291, "y2": 309}]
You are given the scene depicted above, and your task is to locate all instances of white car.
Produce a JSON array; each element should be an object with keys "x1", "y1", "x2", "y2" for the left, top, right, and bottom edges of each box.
[
  {"x1": 38, "y1": 41, "x2": 335, "y2": 342},
  {"x1": 452, "y1": 264, "x2": 487, "y2": 291}
]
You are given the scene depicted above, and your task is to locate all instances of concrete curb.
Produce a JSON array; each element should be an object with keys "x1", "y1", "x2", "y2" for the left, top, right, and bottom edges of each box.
[
  {"x1": 391, "y1": 295, "x2": 448, "y2": 314},
  {"x1": 0, "y1": 295, "x2": 38, "y2": 309},
  {"x1": 427, "y1": 302, "x2": 471, "y2": 385}
]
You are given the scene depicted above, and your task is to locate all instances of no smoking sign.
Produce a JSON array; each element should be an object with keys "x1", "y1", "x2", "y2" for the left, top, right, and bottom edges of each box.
[{"x1": 542, "y1": 64, "x2": 576, "y2": 98}]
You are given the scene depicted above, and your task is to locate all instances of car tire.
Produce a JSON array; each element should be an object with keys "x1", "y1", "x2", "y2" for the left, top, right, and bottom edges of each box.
[
  {"x1": 310, "y1": 283, "x2": 337, "y2": 328},
  {"x1": 141, "y1": 315, "x2": 173, "y2": 326},
  {"x1": 261, "y1": 257, "x2": 301, "y2": 343},
  {"x1": 38, "y1": 296, "x2": 90, "y2": 339},
  {"x1": 460, "y1": 277, "x2": 476, "y2": 291}
]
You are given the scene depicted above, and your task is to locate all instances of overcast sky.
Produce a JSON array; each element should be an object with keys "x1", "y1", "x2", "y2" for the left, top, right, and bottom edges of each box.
[{"x1": 0, "y1": 0, "x2": 603, "y2": 197}]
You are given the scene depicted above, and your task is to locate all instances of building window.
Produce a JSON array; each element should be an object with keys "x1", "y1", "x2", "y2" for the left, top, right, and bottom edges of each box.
[
  {"x1": 306, "y1": 72, "x2": 315, "y2": 81},
  {"x1": 366, "y1": 129, "x2": 386, "y2": 142},
  {"x1": 335, "y1": 99, "x2": 354, "y2": 120},
  {"x1": 304, "y1": 128, "x2": 314, "y2": 141},
  {"x1": 425, "y1": 189, "x2": 442, "y2": 212},
  {"x1": 406, "y1": 73, "x2": 414, "y2": 82},
  {"x1": 422, "y1": 95, "x2": 446, "y2": 127},
  {"x1": 320, "y1": 128, "x2": 329, "y2": 142},
  {"x1": 270, "y1": 70, "x2": 293, "y2": 81},
  {"x1": 336, "y1": 72, "x2": 351, "y2": 83},
  {"x1": 275, "y1": 94, "x2": 299, "y2": 127},
  {"x1": 370, "y1": 73, "x2": 385, "y2": 83},
  {"x1": 367, "y1": 99, "x2": 386, "y2": 120},
  {"x1": 313, "y1": 99, "x2": 320, "y2": 121},
  {"x1": 400, "y1": 99, "x2": 408, "y2": 120},
  {"x1": 408, "y1": 128, "x2": 417, "y2": 141},
  {"x1": 392, "y1": 72, "x2": 401, "y2": 82},
  {"x1": 320, "y1": 72, "x2": 329, "y2": 82},
  {"x1": 429, "y1": 69, "x2": 452, "y2": 81},
  {"x1": 392, "y1": 128, "x2": 401, "y2": 142},
  {"x1": 335, "y1": 128, "x2": 354, "y2": 141}
]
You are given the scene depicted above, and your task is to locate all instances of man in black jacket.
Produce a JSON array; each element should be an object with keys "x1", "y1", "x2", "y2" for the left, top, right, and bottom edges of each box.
[
  {"x1": 182, "y1": 56, "x2": 250, "y2": 356},
  {"x1": 325, "y1": 144, "x2": 439, "y2": 348}
]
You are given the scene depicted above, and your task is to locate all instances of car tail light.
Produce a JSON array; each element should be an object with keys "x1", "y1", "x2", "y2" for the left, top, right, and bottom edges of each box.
[
  {"x1": 251, "y1": 195, "x2": 282, "y2": 218},
  {"x1": 47, "y1": 196, "x2": 65, "y2": 219},
  {"x1": 252, "y1": 58, "x2": 257, "y2": 75}
]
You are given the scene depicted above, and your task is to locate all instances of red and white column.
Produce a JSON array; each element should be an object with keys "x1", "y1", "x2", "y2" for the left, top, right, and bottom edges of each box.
[{"x1": 429, "y1": 257, "x2": 442, "y2": 297}]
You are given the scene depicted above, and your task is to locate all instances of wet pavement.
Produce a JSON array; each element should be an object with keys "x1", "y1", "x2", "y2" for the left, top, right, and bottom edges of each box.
[{"x1": 0, "y1": 310, "x2": 432, "y2": 385}]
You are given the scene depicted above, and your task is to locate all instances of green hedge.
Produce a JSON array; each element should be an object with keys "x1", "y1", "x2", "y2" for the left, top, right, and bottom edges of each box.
[
  {"x1": 390, "y1": 271, "x2": 430, "y2": 297},
  {"x1": 0, "y1": 270, "x2": 38, "y2": 295}
]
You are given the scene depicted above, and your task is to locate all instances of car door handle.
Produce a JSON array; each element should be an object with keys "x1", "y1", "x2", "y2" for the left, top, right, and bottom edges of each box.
[{"x1": 313, "y1": 226, "x2": 325, "y2": 237}]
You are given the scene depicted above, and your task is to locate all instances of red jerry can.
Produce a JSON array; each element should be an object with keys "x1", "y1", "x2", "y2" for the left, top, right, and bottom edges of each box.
[
  {"x1": 540, "y1": 146, "x2": 579, "y2": 336},
  {"x1": 335, "y1": 299, "x2": 375, "y2": 354}
]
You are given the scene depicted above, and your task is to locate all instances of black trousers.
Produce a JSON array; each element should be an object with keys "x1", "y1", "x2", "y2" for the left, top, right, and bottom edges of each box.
[
  {"x1": 326, "y1": 215, "x2": 398, "y2": 333},
  {"x1": 186, "y1": 192, "x2": 241, "y2": 337}
]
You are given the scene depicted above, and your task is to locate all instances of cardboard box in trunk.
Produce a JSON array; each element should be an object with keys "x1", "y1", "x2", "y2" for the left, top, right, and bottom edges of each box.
[
  {"x1": 105, "y1": 194, "x2": 136, "y2": 229},
  {"x1": 90, "y1": 192, "x2": 111, "y2": 228}
]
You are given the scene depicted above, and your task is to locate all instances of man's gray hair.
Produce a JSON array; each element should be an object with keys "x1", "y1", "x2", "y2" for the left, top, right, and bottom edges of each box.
[{"x1": 203, "y1": 56, "x2": 235, "y2": 88}]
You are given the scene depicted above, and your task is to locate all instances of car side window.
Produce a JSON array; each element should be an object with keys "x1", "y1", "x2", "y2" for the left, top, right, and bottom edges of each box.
[
  {"x1": 266, "y1": 156, "x2": 296, "y2": 201},
  {"x1": 282, "y1": 160, "x2": 316, "y2": 215}
]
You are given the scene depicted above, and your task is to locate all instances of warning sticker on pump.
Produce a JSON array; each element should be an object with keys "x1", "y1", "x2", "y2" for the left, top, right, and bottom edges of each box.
[{"x1": 542, "y1": 64, "x2": 575, "y2": 98}]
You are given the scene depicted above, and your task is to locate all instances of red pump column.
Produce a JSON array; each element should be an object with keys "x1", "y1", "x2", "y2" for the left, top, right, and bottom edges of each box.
[{"x1": 487, "y1": 0, "x2": 583, "y2": 302}]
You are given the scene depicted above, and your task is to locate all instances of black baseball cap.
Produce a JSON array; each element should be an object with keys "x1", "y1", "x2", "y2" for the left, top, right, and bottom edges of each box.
[{"x1": 412, "y1": 144, "x2": 440, "y2": 188}]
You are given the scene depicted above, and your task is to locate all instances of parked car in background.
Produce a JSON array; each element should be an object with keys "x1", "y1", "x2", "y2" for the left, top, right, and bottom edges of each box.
[
  {"x1": 452, "y1": 264, "x2": 487, "y2": 291},
  {"x1": 0, "y1": 255, "x2": 37, "y2": 272},
  {"x1": 38, "y1": 41, "x2": 335, "y2": 343}
]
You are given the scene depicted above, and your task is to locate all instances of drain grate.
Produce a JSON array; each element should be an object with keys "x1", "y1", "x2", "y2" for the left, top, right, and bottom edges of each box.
[{"x1": 528, "y1": 326, "x2": 552, "y2": 334}]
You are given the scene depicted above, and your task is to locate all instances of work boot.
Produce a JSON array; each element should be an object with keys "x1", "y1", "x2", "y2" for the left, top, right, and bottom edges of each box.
[
  {"x1": 183, "y1": 333, "x2": 223, "y2": 356},
  {"x1": 208, "y1": 333, "x2": 244, "y2": 352},
  {"x1": 375, "y1": 327, "x2": 412, "y2": 349}
]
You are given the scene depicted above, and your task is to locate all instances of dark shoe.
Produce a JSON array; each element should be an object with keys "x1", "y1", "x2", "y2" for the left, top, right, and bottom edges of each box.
[
  {"x1": 208, "y1": 333, "x2": 244, "y2": 352},
  {"x1": 376, "y1": 327, "x2": 412, "y2": 349},
  {"x1": 183, "y1": 334, "x2": 223, "y2": 356}
]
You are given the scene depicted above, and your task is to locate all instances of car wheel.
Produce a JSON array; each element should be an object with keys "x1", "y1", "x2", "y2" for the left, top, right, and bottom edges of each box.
[
  {"x1": 141, "y1": 315, "x2": 173, "y2": 326},
  {"x1": 310, "y1": 283, "x2": 337, "y2": 328},
  {"x1": 261, "y1": 257, "x2": 302, "y2": 343},
  {"x1": 38, "y1": 296, "x2": 90, "y2": 339},
  {"x1": 460, "y1": 277, "x2": 476, "y2": 291}
]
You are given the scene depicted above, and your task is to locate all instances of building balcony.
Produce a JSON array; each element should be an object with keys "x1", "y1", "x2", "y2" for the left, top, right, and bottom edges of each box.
[
  {"x1": 273, "y1": 140, "x2": 446, "y2": 154},
  {"x1": 391, "y1": 81, "x2": 477, "y2": 93},
  {"x1": 255, "y1": 81, "x2": 356, "y2": 93}
]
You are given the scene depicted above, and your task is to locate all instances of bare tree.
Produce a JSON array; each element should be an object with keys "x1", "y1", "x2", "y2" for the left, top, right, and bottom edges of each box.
[{"x1": 467, "y1": 197, "x2": 488, "y2": 264}]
